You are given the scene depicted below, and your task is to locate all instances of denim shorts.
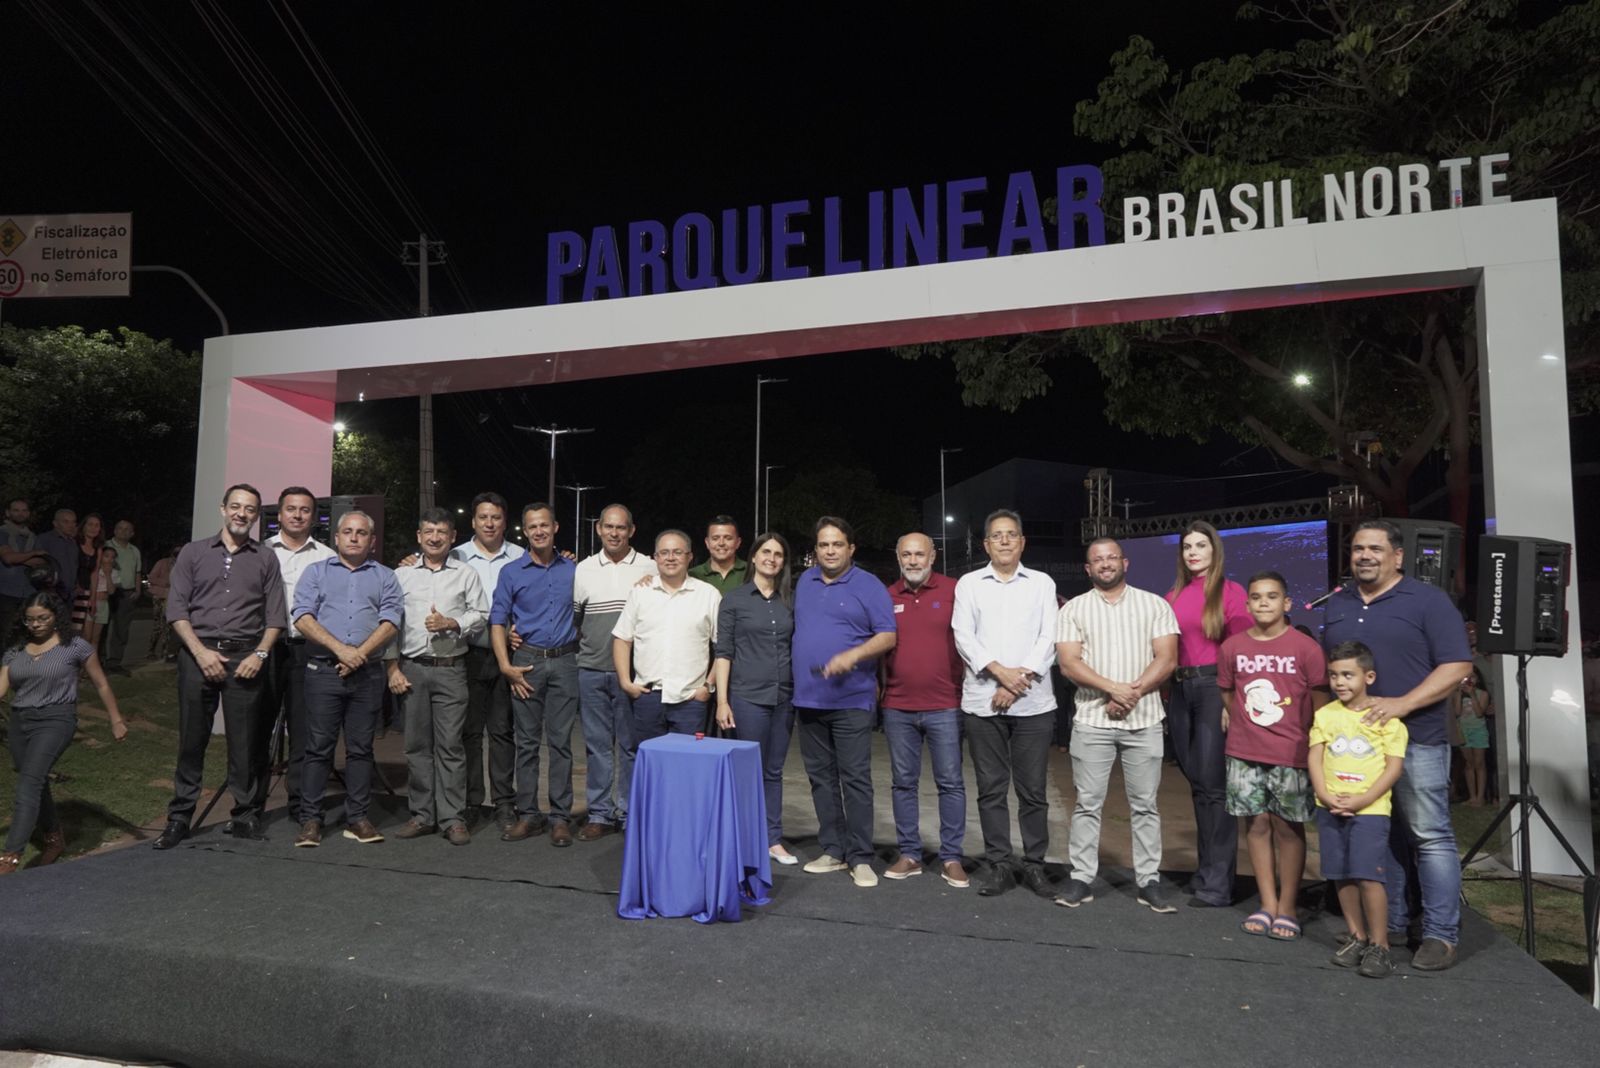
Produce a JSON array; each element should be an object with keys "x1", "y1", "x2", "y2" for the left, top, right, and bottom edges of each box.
[{"x1": 1316, "y1": 809, "x2": 1392, "y2": 882}]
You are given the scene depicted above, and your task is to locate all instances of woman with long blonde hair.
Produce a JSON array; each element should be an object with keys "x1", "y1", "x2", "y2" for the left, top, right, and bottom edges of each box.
[{"x1": 1165, "y1": 521, "x2": 1251, "y2": 907}]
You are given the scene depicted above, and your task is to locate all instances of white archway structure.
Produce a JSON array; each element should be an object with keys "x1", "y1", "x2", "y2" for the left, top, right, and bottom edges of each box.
[{"x1": 193, "y1": 199, "x2": 1588, "y2": 873}]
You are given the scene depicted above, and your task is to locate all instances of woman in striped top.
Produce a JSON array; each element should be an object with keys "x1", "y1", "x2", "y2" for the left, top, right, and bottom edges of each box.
[{"x1": 0, "y1": 591, "x2": 126, "y2": 874}]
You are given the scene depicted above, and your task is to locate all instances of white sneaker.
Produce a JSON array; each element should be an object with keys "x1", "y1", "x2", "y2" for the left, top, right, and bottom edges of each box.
[
  {"x1": 803, "y1": 854, "x2": 848, "y2": 874},
  {"x1": 851, "y1": 863, "x2": 879, "y2": 888}
]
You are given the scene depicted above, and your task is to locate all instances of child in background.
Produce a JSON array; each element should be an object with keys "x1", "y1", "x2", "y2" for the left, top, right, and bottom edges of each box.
[
  {"x1": 1308, "y1": 640, "x2": 1407, "y2": 978},
  {"x1": 1453, "y1": 666, "x2": 1491, "y2": 806},
  {"x1": 1217, "y1": 571, "x2": 1328, "y2": 941}
]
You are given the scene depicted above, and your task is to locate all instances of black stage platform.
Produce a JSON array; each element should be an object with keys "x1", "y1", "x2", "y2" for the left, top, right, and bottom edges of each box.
[{"x1": 3, "y1": 793, "x2": 1597, "y2": 1068}]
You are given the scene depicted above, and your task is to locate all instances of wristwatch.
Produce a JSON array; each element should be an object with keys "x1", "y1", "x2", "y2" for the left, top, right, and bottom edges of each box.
[{"x1": 253, "y1": 650, "x2": 270, "y2": 661}]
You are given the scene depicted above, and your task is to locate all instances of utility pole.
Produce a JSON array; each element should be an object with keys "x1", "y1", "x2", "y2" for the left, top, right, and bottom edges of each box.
[
  {"x1": 557, "y1": 483, "x2": 603, "y2": 559},
  {"x1": 402, "y1": 234, "x2": 447, "y2": 512},
  {"x1": 754, "y1": 376, "x2": 786, "y2": 540},
  {"x1": 939, "y1": 447, "x2": 963, "y2": 559},
  {"x1": 763, "y1": 464, "x2": 783, "y2": 535},
  {"x1": 515, "y1": 424, "x2": 595, "y2": 507}
]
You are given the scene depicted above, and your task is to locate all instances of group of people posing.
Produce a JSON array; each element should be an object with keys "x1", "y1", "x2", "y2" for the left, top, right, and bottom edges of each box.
[{"x1": 1, "y1": 485, "x2": 1475, "y2": 980}]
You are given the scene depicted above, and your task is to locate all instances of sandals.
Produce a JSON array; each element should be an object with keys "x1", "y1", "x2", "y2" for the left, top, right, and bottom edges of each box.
[
  {"x1": 1239, "y1": 911, "x2": 1302, "y2": 940},
  {"x1": 1239, "y1": 910, "x2": 1272, "y2": 936}
]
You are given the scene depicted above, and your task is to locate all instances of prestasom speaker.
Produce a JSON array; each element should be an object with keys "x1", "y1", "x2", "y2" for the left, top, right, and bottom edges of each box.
[{"x1": 1477, "y1": 535, "x2": 1571, "y2": 656}]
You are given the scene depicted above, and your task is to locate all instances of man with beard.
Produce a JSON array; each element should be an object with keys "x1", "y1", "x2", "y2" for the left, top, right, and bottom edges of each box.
[
  {"x1": 952, "y1": 511, "x2": 1059, "y2": 898},
  {"x1": 1321, "y1": 519, "x2": 1472, "y2": 970},
  {"x1": 792, "y1": 516, "x2": 897, "y2": 888},
  {"x1": 263, "y1": 487, "x2": 336, "y2": 821},
  {"x1": 155, "y1": 484, "x2": 287, "y2": 849},
  {"x1": 0, "y1": 498, "x2": 48, "y2": 639},
  {"x1": 881, "y1": 531, "x2": 968, "y2": 887},
  {"x1": 1054, "y1": 537, "x2": 1180, "y2": 911}
]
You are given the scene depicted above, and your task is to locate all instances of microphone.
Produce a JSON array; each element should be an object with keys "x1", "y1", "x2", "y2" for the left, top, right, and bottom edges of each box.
[{"x1": 1303, "y1": 585, "x2": 1344, "y2": 612}]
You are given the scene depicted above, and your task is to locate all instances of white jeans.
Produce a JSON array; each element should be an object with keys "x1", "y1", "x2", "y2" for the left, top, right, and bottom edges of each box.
[{"x1": 1067, "y1": 722, "x2": 1165, "y2": 886}]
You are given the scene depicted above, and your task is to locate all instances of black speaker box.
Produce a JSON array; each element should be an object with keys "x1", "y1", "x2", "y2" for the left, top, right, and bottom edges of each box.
[{"x1": 1477, "y1": 535, "x2": 1571, "y2": 656}]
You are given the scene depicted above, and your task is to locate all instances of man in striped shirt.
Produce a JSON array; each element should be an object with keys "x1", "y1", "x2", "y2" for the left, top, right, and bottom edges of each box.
[
  {"x1": 1055, "y1": 537, "x2": 1180, "y2": 912},
  {"x1": 572, "y1": 504, "x2": 657, "y2": 836}
]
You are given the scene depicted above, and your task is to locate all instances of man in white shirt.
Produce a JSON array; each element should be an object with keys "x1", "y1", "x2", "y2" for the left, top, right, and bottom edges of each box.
[
  {"x1": 952, "y1": 509, "x2": 1060, "y2": 899},
  {"x1": 451, "y1": 492, "x2": 526, "y2": 832},
  {"x1": 387, "y1": 508, "x2": 487, "y2": 845},
  {"x1": 1055, "y1": 537, "x2": 1181, "y2": 912},
  {"x1": 612, "y1": 530, "x2": 721, "y2": 741},
  {"x1": 262, "y1": 486, "x2": 336, "y2": 820}
]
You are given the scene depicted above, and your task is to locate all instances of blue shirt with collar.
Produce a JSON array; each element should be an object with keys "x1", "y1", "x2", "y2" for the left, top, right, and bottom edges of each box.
[
  {"x1": 791, "y1": 564, "x2": 896, "y2": 710},
  {"x1": 292, "y1": 556, "x2": 404, "y2": 647},
  {"x1": 1321, "y1": 574, "x2": 1471, "y2": 747},
  {"x1": 490, "y1": 551, "x2": 578, "y2": 648}
]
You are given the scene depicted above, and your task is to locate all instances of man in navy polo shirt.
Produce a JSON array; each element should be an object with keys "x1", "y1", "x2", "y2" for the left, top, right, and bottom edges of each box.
[
  {"x1": 793, "y1": 516, "x2": 897, "y2": 888},
  {"x1": 492, "y1": 503, "x2": 582, "y2": 847},
  {"x1": 1322, "y1": 519, "x2": 1472, "y2": 970}
]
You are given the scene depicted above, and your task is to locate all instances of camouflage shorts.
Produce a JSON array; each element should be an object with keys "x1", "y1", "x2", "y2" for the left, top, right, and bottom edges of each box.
[{"x1": 1225, "y1": 757, "x2": 1313, "y2": 822}]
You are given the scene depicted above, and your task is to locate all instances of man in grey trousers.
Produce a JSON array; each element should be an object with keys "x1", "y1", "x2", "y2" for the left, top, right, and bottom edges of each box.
[{"x1": 387, "y1": 508, "x2": 488, "y2": 845}]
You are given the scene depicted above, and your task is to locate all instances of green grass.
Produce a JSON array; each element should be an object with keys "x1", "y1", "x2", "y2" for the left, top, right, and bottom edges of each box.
[{"x1": 0, "y1": 662, "x2": 225, "y2": 866}]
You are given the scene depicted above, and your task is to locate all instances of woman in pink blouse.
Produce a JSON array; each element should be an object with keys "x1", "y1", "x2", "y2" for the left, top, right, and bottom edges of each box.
[{"x1": 1165, "y1": 521, "x2": 1251, "y2": 907}]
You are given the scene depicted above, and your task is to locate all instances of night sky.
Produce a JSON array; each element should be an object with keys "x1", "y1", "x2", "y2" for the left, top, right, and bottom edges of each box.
[{"x1": 0, "y1": 3, "x2": 1421, "y2": 531}]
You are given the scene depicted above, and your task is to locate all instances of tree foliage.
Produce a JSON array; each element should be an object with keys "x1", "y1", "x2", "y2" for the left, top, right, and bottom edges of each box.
[
  {"x1": 902, "y1": 0, "x2": 1600, "y2": 519},
  {"x1": 0, "y1": 324, "x2": 201, "y2": 551},
  {"x1": 332, "y1": 429, "x2": 418, "y2": 562}
]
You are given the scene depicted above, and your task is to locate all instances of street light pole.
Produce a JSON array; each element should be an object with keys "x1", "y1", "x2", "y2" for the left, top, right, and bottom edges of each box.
[
  {"x1": 515, "y1": 424, "x2": 595, "y2": 507},
  {"x1": 763, "y1": 464, "x2": 784, "y2": 534},
  {"x1": 939, "y1": 447, "x2": 963, "y2": 559},
  {"x1": 754, "y1": 376, "x2": 787, "y2": 539},
  {"x1": 557, "y1": 483, "x2": 603, "y2": 558}
]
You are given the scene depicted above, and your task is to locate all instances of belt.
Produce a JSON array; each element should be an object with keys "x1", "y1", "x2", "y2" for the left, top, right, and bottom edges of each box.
[
  {"x1": 308, "y1": 654, "x2": 374, "y2": 668},
  {"x1": 404, "y1": 655, "x2": 464, "y2": 668},
  {"x1": 520, "y1": 640, "x2": 578, "y2": 660},
  {"x1": 282, "y1": 636, "x2": 307, "y2": 646},
  {"x1": 203, "y1": 637, "x2": 262, "y2": 653},
  {"x1": 1173, "y1": 664, "x2": 1218, "y2": 681}
]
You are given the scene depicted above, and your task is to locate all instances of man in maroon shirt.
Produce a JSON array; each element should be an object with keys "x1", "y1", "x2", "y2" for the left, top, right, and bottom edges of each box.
[{"x1": 881, "y1": 532, "x2": 969, "y2": 888}]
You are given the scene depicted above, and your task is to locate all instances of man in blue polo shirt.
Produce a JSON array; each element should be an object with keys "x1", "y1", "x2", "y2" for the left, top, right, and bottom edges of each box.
[
  {"x1": 793, "y1": 516, "x2": 897, "y2": 888},
  {"x1": 1322, "y1": 519, "x2": 1472, "y2": 970},
  {"x1": 292, "y1": 510, "x2": 404, "y2": 846},
  {"x1": 492, "y1": 503, "x2": 582, "y2": 847}
]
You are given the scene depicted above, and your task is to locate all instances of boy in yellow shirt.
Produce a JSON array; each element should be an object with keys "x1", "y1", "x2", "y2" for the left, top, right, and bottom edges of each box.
[{"x1": 1307, "y1": 640, "x2": 1407, "y2": 978}]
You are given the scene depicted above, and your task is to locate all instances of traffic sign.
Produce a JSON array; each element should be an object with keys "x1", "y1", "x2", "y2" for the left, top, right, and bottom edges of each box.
[{"x1": 0, "y1": 213, "x2": 133, "y2": 298}]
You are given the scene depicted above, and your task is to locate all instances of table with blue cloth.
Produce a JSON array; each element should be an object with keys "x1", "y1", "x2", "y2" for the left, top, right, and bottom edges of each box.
[{"x1": 618, "y1": 735, "x2": 772, "y2": 923}]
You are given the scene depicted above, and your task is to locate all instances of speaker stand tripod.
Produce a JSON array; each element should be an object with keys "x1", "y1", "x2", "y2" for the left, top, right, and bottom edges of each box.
[{"x1": 1459, "y1": 655, "x2": 1596, "y2": 968}]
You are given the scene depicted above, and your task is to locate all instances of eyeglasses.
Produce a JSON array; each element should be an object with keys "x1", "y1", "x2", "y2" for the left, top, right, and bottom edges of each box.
[
  {"x1": 985, "y1": 531, "x2": 1020, "y2": 543},
  {"x1": 655, "y1": 549, "x2": 689, "y2": 558}
]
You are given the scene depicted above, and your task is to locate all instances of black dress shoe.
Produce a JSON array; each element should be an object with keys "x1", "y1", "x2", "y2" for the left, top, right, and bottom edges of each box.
[
  {"x1": 153, "y1": 821, "x2": 189, "y2": 850},
  {"x1": 1019, "y1": 864, "x2": 1055, "y2": 899},
  {"x1": 976, "y1": 864, "x2": 1017, "y2": 897},
  {"x1": 225, "y1": 817, "x2": 266, "y2": 841}
]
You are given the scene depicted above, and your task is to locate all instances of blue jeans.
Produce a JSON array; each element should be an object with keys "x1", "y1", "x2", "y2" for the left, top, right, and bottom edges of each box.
[
  {"x1": 1387, "y1": 741, "x2": 1460, "y2": 944},
  {"x1": 510, "y1": 650, "x2": 578, "y2": 823},
  {"x1": 796, "y1": 706, "x2": 876, "y2": 866},
  {"x1": 578, "y1": 669, "x2": 633, "y2": 826},
  {"x1": 729, "y1": 695, "x2": 794, "y2": 846},
  {"x1": 630, "y1": 689, "x2": 706, "y2": 743},
  {"x1": 299, "y1": 660, "x2": 384, "y2": 824},
  {"x1": 1168, "y1": 674, "x2": 1236, "y2": 904},
  {"x1": 881, "y1": 707, "x2": 965, "y2": 862}
]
